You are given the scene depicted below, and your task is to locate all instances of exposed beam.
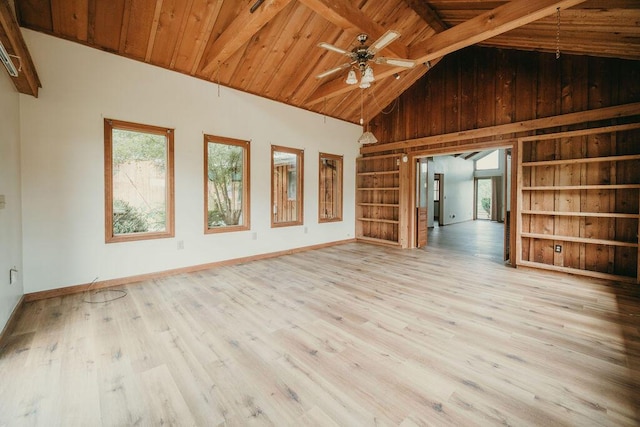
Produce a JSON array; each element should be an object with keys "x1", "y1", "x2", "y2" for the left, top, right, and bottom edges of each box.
[
  {"x1": 307, "y1": 0, "x2": 586, "y2": 106},
  {"x1": 360, "y1": 102, "x2": 640, "y2": 155},
  {"x1": 201, "y1": 0, "x2": 293, "y2": 75},
  {"x1": 409, "y1": 0, "x2": 588, "y2": 63},
  {"x1": 298, "y1": 0, "x2": 408, "y2": 59},
  {"x1": 0, "y1": 0, "x2": 40, "y2": 97},
  {"x1": 402, "y1": 0, "x2": 448, "y2": 33}
]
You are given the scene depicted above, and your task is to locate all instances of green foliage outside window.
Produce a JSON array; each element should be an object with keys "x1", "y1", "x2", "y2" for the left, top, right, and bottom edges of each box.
[{"x1": 207, "y1": 142, "x2": 244, "y2": 227}]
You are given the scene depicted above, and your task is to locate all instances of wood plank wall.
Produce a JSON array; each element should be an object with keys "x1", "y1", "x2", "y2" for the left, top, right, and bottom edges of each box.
[{"x1": 371, "y1": 47, "x2": 640, "y2": 145}]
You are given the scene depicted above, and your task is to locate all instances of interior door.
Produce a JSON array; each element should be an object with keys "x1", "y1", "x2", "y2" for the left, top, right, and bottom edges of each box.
[{"x1": 416, "y1": 158, "x2": 428, "y2": 248}]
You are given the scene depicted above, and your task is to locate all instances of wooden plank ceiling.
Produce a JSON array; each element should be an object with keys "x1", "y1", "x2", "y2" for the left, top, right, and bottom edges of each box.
[{"x1": 13, "y1": 0, "x2": 640, "y2": 123}]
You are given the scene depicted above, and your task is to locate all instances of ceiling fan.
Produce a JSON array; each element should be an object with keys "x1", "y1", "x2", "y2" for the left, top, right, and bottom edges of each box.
[{"x1": 316, "y1": 30, "x2": 416, "y2": 89}]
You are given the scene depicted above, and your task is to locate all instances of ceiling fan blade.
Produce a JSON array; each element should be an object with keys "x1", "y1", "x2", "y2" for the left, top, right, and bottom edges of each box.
[
  {"x1": 318, "y1": 42, "x2": 351, "y2": 56},
  {"x1": 315, "y1": 62, "x2": 351, "y2": 79},
  {"x1": 376, "y1": 57, "x2": 416, "y2": 68},
  {"x1": 368, "y1": 30, "x2": 400, "y2": 54}
]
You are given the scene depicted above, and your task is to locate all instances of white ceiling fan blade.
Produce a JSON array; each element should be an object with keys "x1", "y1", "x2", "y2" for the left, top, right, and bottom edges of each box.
[
  {"x1": 376, "y1": 57, "x2": 416, "y2": 68},
  {"x1": 368, "y1": 30, "x2": 400, "y2": 54},
  {"x1": 318, "y1": 42, "x2": 351, "y2": 56},
  {"x1": 315, "y1": 63, "x2": 351, "y2": 79}
]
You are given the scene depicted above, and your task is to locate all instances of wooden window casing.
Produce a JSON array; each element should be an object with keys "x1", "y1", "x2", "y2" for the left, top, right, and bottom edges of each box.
[
  {"x1": 104, "y1": 119, "x2": 175, "y2": 243},
  {"x1": 204, "y1": 135, "x2": 251, "y2": 233},
  {"x1": 271, "y1": 145, "x2": 304, "y2": 227},
  {"x1": 318, "y1": 152, "x2": 343, "y2": 223}
]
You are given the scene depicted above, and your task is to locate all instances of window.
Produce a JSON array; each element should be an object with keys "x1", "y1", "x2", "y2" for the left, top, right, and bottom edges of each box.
[
  {"x1": 271, "y1": 145, "x2": 303, "y2": 227},
  {"x1": 434, "y1": 178, "x2": 440, "y2": 202},
  {"x1": 475, "y1": 150, "x2": 500, "y2": 170},
  {"x1": 204, "y1": 135, "x2": 250, "y2": 233},
  {"x1": 318, "y1": 153, "x2": 343, "y2": 222},
  {"x1": 104, "y1": 119, "x2": 174, "y2": 243}
]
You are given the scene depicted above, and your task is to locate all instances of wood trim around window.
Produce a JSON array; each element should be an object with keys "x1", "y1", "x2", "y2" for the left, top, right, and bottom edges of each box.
[
  {"x1": 204, "y1": 134, "x2": 251, "y2": 234},
  {"x1": 318, "y1": 152, "x2": 343, "y2": 223},
  {"x1": 104, "y1": 118, "x2": 175, "y2": 243},
  {"x1": 271, "y1": 145, "x2": 304, "y2": 227}
]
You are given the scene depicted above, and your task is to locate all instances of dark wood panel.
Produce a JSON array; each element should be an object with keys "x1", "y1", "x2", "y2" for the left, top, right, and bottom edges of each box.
[
  {"x1": 372, "y1": 47, "x2": 640, "y2": 145},
  {"x1": 16, "y1": 0, "x2": 53, "y2": 32}
]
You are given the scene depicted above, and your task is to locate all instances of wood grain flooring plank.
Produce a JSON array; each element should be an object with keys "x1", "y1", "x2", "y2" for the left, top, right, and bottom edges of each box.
[{"x1": 1, "y1": 242, "x2": 639, "y2": 426}]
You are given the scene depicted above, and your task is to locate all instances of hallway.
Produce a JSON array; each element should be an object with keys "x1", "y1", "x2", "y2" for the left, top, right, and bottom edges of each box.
[{"x1": 426, "y1": 220, "x2": 505, "y2": 263}]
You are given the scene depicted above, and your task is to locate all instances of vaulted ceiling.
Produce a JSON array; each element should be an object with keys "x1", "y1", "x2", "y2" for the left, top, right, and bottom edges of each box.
[{"x1": 7, "y1": 0, "x2": 640, "y2": 124}]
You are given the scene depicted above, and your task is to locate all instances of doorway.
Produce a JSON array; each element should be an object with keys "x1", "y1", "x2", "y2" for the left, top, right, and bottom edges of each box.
[
  {"x1": 433, "y1": 173, "x2": 443, "y2": 225},
  {"x1": 413, "y1": 149, "x2": 514, "y2": 264},
  {"x1": 475, "y1": 178, "x2": 492, "y2": 220}
]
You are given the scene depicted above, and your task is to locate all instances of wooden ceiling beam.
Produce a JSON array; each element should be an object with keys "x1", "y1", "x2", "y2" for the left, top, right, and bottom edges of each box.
[
  {"x1": 297, "y1": 0, "x2": 409, "y2": 59},
  {"x1": 201, "y1": 0, "x2": 294, "y2": 75},
  {"x1": 409, "y1": 0, "x2": 588, "y2": 64},
  {"x1": 0, "y1": 0, "x2": 40, "y2": 97},
  {"x1": 402, "y1": 0, "x2": 448, "y2": 33},
  {"x1": 306, "y1": 0, "x2": 586, "y2": 108},
  {"x1": 361, "y1": 102, "x2": 640, "y2": 155}
]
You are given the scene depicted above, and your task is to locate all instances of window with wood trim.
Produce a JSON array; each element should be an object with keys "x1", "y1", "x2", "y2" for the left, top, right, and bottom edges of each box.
[
  {"x1": 319, "y1": 152, "x2": 343, "y2": 222},
  {"x1": 204, "y1": 135, "x2": 250, "y2": 233},
  {"x1": 271, "y1": 145, "x2": 304, "y2": 227},
  {"x1": 104, "y1": 119, "x2": 175, "y2": 243}
]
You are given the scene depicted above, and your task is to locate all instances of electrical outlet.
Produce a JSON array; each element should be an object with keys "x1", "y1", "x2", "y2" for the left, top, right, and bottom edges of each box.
[
  {"x1": 177, "y1": 240, "x2": 184, "y2": 250},
  {"x1": 252, "y1": 232, "x2": 257, "y2": 240},
  {"x1": 554, "y1": 244, "x2": 562, "y2": 253}
]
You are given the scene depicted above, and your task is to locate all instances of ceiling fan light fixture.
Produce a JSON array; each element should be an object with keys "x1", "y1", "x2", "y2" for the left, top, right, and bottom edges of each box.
[
  {"x1": 359, "y1": 80, "x2": 371, "y2": 89},
  {"x1": 358, "y1": 131, "x2": 378, "y2": 145},
  {"x1": 361, "y1": 66, "x2": 375, "y2": 84},
  {"x1": 345, "y1": 69, "x2": 358, "y2": 85}
]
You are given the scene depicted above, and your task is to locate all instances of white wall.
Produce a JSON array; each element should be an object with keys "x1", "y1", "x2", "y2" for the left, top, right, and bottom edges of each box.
[
  {"x1": 431, "y1": 156, "x2": 474, "y2": 225},
  {"x1": 0, "y1": 61, "x2": 24, "y2": 329},
  {"x1": 19, "y1": 30, "x2": 361, "y2": 294}
]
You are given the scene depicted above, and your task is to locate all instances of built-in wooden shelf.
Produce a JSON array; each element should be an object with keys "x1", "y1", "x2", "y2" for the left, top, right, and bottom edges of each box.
[
  {"x1": 521, "y1": 154, "x2": 640, "y2": 167},
  {"x1": 520, "y1": 232, "x2": 638, "y2": 248},
  {"x1": 357, "y1": 218, "x2": 399, "y2": 224},
  {"x1": 357, "y1": 203, "x2": 400, "y2": 207},
  {"x1": 517, "y1": 122, "x2": 640, "y2": 283},
  {"x1": 518, "y1": 260, "x2": 637, "y2": 284},
  {"x1": 521, "y1": 210, "x2": 639, "y2": 219},
  {"x1": 522, "y1": 184, "x2": 640, "y2": 191},
  {"x1": 357, "y1": 171, "x2": 399, "y2": 176},
  {"x1": 356, "y1": 187, "x2": 400, "y2": 191},
  {"x1": 355, "y1": 236, "x2": 401, "y2": 247},
  {"x1": 356, "y1": 154, "x2": 404, "y2": 247}
]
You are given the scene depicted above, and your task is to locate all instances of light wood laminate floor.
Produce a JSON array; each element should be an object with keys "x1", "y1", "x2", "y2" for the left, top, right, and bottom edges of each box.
[
  {"x1": 1, "y1": 243, "x2": 639, "y2": 426},
  {"x1": 427, "y1": 220, "x2": 505, "y2": 263}
]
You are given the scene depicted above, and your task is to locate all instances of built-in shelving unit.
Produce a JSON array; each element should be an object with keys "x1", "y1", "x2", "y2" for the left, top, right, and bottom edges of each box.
[
  {"x1": 356, "y1": 154, "x2": 403, "y2": 246},
  {"x1": 516, "y1": 123, "x2": 640, "y2": 284}
]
